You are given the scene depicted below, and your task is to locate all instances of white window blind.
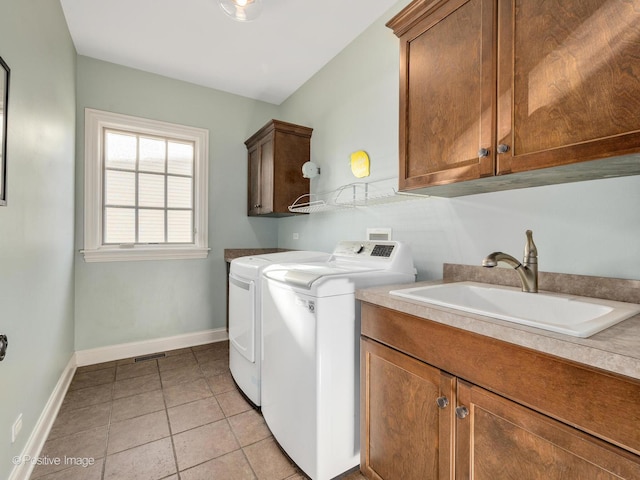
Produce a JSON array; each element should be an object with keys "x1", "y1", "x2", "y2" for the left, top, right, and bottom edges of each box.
[
  {"x1": 83, "y1": 109, "x2": 209, "y2": 262},
  {"x1": 103, "y1": 130, "x2": 195, "y2": 245}
]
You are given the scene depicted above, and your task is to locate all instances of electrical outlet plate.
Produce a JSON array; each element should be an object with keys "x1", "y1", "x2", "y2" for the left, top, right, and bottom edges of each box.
[{"x1": 12, "y1": 414, "x2": 22, "y2": 443}]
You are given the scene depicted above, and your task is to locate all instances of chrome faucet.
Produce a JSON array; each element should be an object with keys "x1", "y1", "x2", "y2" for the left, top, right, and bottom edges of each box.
[{"x1": 482, "y1": 230, "x2": 538, "y2": 293}]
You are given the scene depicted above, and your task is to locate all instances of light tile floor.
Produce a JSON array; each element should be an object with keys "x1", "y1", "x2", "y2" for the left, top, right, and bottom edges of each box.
[{"x1": 30, "y1": 341, "x2": 366, "y2": 480}]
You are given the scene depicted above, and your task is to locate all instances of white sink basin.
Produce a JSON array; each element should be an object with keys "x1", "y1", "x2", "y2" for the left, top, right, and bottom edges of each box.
[{"x1": 389, "y1": 281, "x2": 640, "y2": 338}]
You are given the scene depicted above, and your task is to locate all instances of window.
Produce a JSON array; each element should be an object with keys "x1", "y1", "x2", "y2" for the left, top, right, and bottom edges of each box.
[{"x1": 83, "y1": 109, "x2": 209, "y2": 262}]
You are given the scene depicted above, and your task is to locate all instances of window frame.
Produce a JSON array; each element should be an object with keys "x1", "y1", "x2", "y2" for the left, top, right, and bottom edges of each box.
[{"x1": 83, "y1": 108, "x2": 209, "y2": 262}]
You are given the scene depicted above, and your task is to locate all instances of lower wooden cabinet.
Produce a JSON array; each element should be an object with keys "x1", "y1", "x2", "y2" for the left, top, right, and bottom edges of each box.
[
  {"x1": 456, "y1": 380, "x2": 640, "y2": 480},
  {"x1": 361, "y1": 337, "x2": 454, "y2": 480},
  {"x1": 361, "y1": 336, "x2": 640, "y2": 480}
]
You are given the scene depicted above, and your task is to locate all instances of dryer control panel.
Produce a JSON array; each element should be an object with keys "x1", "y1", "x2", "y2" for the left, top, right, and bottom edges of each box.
[
  {"x1": 331, "y1": 241, "x2": 416, "y2": 275},
  {"x1": 371, "y1": 244, "x2": 395, "y2": 257},
  {"x1": 332, "y1": 241, "x2": 396, "y2": 258}
]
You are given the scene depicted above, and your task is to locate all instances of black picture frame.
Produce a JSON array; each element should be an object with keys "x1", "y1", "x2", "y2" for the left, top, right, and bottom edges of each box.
[{"x1": 0, "y1": 56, "x2": 9, "y2": 206}]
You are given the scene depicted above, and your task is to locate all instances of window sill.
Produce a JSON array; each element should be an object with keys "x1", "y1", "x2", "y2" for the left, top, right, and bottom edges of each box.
[{"x1": 81, "y1": 246, "x2": 210, "y2": 263}]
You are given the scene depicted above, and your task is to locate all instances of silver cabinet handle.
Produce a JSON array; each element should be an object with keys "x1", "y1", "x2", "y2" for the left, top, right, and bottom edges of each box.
[
  {"x1": 254, "y1": 204, "x2": 261, "y2": 208},
  {"x1": 497, "y1": 144, "x2": 510, "y2": 154},
  {"x1": 455, "y1": 405, "x2": 469, "y2": 419},
  {"x1": 436, "y1": 396, "x2": 449, "y2": 409},
  {"x1": 478, "y1": 148, "x2": 490, "y2": 158}
]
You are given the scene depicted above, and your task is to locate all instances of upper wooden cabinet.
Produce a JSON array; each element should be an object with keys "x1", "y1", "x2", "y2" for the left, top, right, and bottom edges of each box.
[
  {"x1": 245, "y1": 120, "x2": 312, "y2": 217},
  {"x1": 388, "y1": 0, "x2": 640, "y2": 196},
  {"x1": 389, "y1": 0, "x2": 496, "y2": 192}
]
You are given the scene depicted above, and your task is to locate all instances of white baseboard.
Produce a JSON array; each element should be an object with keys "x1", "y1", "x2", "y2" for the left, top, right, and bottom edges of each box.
[
  {"x1": 74, "y1": 328, "x2": 228, "y2": 366},
  {"x1": 8, "y1": 355, "x2": 76, "y2": 480}
]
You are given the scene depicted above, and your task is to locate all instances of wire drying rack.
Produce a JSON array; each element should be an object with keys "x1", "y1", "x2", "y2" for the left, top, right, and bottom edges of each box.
[{"x1": 288, "y1": 179, "x2": 428, "y2": 214}]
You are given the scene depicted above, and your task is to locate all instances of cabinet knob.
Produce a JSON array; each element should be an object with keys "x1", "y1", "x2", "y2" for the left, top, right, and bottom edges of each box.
[
  {"x1": 455, "y1": 405, "x2": 469, "y2": 419},
  {"x1": 254, "y1": 204, "x2": 261, "y2": 208},
  {"x1": 477, "y1": 148, "x2": 490, "y2": 158},
  {"x1": 436, "y1": 396, "x2": 449, "y2": 409},
  {"x1": 497, "y1": 144, "x2": 510, "y2": 154}
]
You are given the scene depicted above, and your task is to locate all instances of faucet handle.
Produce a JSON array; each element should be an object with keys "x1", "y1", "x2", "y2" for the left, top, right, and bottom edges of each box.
[{"x1": 524, "y1": 230, "x2": 538, "y2": 265}]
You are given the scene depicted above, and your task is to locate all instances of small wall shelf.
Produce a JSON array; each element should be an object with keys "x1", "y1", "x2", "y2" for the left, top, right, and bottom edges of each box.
[{"x1": 288, "y1": 179, "x2": 429, "y2": 214}]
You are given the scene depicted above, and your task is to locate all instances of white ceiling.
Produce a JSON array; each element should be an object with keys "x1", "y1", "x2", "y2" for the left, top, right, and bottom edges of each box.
[{"x1": 60, "y1": 0, "x2": 401, "y2": 105}]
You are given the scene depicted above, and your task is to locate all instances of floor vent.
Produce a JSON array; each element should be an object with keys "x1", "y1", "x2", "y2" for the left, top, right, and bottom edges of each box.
[{"x1": 134, "y1": 352, "x2": 166, "y2": 363}]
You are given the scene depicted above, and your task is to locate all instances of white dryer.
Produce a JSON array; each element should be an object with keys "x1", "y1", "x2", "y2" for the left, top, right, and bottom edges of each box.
[
  {"x1": 228, "y1": 249, "x2": 330, "y2": 407},
  {"x1": 261, "y1": 241, "x2": 416, "y2": 480}
]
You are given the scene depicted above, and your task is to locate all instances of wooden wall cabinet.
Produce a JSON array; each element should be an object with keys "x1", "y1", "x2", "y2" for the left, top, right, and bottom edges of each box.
[
  {"x1": 360, "y1": 303, "x2": 640, "y2": 479},
  {"x1": 387, "y1": 0, "x2": 640, "y2": 196},
  {"x1": 245, "y1": 120, "x2": 312, "y2": 217}
]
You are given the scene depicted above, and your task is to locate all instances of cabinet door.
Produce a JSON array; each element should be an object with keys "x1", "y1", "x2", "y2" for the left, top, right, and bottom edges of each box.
[
  {"x1": 257, "y1": 137, "x2": 274, "y2": 214},
  {"x1": 247, "y1": 144, "x2": 262, "y2": 216},
  {"x1": 361, "y1": 337, "x2": 455, "y2": 480},
  {"x1": 496, "y1": 0, "x2": 640, "y2": 174},
  {"x1": 271, "y1": 130, "x2": 309, "y2": 214},
  {"x1": 396, "y1": 0, "x2": 495, "y2": 191},
  {"x1": 455, "y1": 380, "x2": 640, "y2": 480},
  {"x1": 247, "y1": 137, "x2": 274, "y2": 216}
]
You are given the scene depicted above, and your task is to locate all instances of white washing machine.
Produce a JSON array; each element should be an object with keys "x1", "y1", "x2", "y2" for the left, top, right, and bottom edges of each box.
[
  {"x1": 228, "y1": 250, "x2": 330, "y2": 407},
  {"x1": 261, "y1": 241, "x2": 416, "y2": 480}
]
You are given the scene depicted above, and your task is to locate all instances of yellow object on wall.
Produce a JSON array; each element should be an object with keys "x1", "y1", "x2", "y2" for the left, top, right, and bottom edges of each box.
[{"x1": 350, "y1": 150, "x2": 370, "y2": 178}]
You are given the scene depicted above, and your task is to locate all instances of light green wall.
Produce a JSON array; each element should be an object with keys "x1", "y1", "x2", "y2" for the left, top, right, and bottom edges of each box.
[
  {"x1": 277, "y1": 0, "x2": 640, "y2": 281},
  {"x1": 74, "y1": 56, "x2": 279, "y2": 350},
  {"x1": 0, "y1": 0, "x2": 77, "y2": 476},
  {"x1": 1, "y1": 2, "x2": 639, "y2": 477}
]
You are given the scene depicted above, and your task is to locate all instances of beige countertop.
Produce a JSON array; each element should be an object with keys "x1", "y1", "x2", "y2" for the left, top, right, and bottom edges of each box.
[
  {"x1": 223, "y1": 248, "x2": 292, "y2": 263},
  {"x1": 356, "y1": 264, "x2": 640, "y2": 381}
]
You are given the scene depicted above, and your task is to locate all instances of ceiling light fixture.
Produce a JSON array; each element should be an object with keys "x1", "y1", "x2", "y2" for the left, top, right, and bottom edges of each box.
[{"x1": 219, "y1": 0, "x2": 263, "y2": 22}]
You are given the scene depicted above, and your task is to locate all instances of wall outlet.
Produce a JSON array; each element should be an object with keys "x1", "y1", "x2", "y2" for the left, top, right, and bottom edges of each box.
[
  {"x1": 12, "y1": 414, "x2": 22, "y2": 443},
  {"x1": 292, "y1": 233, "x2": 299, "y2": 240}
]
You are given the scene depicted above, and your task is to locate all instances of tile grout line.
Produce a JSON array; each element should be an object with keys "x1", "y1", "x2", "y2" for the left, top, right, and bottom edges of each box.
[
  {"x1": 231, "y1": 417, "x2": 261, "y2": 480},
  {"x1": 103, "y1": 359, "x2": 168, "y2": 480},
  {"x1": 35, "y1": 342, "x2": 276, "y2": 480},
  {"x1": 177, "y1": 346, "x2": 254, "y2": 479},
  {"x1": 99, "y1": 374, "x2": 117, "y2": 480},
  {"x1": 224, "y1": 405, "x2": 260, "y2": 480},
  {"x1": 171, "y1": 344, "x2": 255, "y2": 478},
  {"x1": 31, "y1": 369, "x2": 117, "y2": 480},
  {"x1": 160, "y1": 352, "x2": 182, "y2": 480}
]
